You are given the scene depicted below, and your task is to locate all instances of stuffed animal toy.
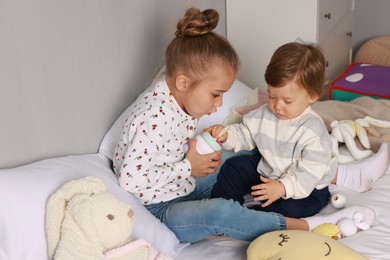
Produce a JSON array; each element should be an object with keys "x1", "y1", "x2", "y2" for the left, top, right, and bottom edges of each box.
[
  {"x1": 247, "y1": 230, "x2": 368, "y2": 260},
  {"x1": 330, "y1": 116, "x2": 390, "y2": 163},
  {"x1": 45, "y1": 176, "x2": 172, "y2": 260},
  {"x1": 313, "y1": 219, "x2": 357, "y2": 240},
  {"x1": 312, "y1": 210, "x2": 371, "y2": 240},
  {"x1": 330, "y1": 119, "x2": 373, "y2": 163}
]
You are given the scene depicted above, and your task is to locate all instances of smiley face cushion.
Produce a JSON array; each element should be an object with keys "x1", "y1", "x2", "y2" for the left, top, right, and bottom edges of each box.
[{"x1": 247, "y1": 230, "x2": 367, "y2": 260}]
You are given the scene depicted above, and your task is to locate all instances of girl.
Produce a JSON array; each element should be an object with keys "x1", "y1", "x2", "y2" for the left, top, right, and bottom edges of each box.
[{"x1": 113, "y1": 7, "x2": 376, "y2": 243}]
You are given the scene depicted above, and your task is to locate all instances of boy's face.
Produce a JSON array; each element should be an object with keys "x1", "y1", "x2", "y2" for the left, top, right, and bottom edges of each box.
[
  {"x1": 182, "y1": 66, "x2": 236, "y2": 119},
  {"x1": 267, "y1": 81, "x2": 318, "y2": 120}
]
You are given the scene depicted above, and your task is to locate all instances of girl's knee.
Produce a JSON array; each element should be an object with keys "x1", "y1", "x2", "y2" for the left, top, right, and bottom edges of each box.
[{"x1": 206, "y1": 198, "x2": 242, "y2": 216}]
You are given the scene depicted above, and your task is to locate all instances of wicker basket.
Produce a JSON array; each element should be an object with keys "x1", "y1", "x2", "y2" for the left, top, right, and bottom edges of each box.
[{"x1": 355, "y1": 35, "x2": 390, "y2": 66}]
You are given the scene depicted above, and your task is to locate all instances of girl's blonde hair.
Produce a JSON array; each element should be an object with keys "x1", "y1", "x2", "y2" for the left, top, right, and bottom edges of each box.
[
  {"x1": 165, "y1": 7, "x2": 239, "y2": 86},
  {"x1": 264, "y1": 41, "x2": 326, "y2": 98}
]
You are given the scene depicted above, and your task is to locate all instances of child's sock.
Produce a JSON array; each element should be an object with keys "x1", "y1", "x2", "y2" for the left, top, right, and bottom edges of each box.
[
  {"x1": 337, "y1": 142, "x2": 390, "y2": 192},
  {"x1": 304, "y1": 206, "x2": 376, "y2": 231}
]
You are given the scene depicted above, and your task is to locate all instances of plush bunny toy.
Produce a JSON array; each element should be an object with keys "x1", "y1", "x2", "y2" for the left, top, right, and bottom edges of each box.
[
  {"x1": 45, "y1": 176, "x2": 172, "y2": 260},
  {"x1": 330, "y1": 119, "x2": 373, "y2": 163},
  {"x1": 330, "y1": 116, "x2": 390, "y2": 163}
]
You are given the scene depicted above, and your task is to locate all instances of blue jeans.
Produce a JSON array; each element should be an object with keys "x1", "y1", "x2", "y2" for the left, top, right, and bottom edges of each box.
[{"x1": 145, "y1": 149, "x2": 286, "y2": 243}]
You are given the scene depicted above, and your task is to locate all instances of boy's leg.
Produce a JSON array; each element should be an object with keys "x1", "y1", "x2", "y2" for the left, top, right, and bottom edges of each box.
[
  {"x1": 211, "y1": 152, "x2": 261, "y2": 204},
  {"x1": 252, "y1": 187, "x2": 330, "y2": 218},
  {"x1": 193, "y1": 149, "x2": 257, "y2": 200}
]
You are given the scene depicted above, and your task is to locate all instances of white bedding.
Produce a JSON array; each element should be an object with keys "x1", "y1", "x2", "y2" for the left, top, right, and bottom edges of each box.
[
  {"x1": 1, "y1": 151, "x2": 389, "y2": 260},
  {"x1": 329, "y1": 171, "x2": 390, "y2": 259}
]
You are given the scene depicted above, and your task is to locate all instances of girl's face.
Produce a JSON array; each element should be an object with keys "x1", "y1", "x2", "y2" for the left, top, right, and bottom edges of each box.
[
  {"x1": 267, "y1": 81, "x2": 318, "y2": 120},
  {"x1": 181, "y1": 66, "x2": 236, "y2": 119}
]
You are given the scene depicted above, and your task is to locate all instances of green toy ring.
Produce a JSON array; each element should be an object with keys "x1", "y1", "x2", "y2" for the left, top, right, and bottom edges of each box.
[{"x1": 201, "y1": 132, "x2": 221, "y2": 151}]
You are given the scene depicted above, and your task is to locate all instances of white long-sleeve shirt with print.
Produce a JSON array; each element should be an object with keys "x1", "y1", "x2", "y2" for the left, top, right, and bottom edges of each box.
[
  {"x1": 223, "y1": 105, "x2": 337, "y2": 199},
  {"x1": 113, "y1": 80, "x2": 198, "y2": 205}
]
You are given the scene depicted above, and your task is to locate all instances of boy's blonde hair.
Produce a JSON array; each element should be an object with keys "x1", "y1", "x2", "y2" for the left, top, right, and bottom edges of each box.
[
  {"x1": 264, "y1": 42, "x2": 325, "y2": 98},
  {"x1": 165, "y1": 8, "x2": 239, "y2": 86}
]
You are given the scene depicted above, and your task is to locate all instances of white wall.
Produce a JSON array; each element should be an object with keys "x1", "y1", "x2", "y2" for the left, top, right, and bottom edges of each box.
[
  {"x1": 352, "y1": 0, "x2": 390, "y2": 57},
  {"x1": 0, "y1": 0, "x2": 226, "y2": 169},
  {"x1": 5, "y1": 0, "x2": 388, "y2": 169}
]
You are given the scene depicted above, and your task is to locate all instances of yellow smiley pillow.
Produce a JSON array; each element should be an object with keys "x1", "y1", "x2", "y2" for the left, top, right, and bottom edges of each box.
[{"x1": 247, "y1": 230, "x2": 367, "y2": 260}]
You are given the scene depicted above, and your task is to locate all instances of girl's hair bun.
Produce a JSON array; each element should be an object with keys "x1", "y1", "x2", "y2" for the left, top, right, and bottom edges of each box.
[{"x1": 175, "y1": 7, "x2": 219, "y2": 37}]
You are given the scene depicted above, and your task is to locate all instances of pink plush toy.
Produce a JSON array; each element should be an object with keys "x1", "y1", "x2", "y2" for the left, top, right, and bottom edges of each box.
[{"x1": 104, "y1": 239, "x2": 173, "y2": 260}]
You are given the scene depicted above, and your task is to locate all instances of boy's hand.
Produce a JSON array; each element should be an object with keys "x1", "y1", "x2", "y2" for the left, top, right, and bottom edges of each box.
[
  {"x1": 185, "y1": 139, "x2": 222, "y2": 177},
  {"x1": 203, "y1": 124, "x2": 228, "y2": 145},
  {"x1": 251, "y1": 175, "x2": 286, "y2": 207}
]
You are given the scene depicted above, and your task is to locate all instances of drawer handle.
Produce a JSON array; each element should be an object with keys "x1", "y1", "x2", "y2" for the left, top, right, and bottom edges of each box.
[
  {"x1": 347, "y1": 32, "x2": 352, "y2": 37},
  {"x1": 324, "y1": 13, "x2": 331, "y2": 19}
]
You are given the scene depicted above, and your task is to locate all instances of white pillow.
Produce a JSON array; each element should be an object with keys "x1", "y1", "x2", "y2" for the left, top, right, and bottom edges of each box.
[
  {"x1": 99, "y1": 68, "x2": 254, "y2": 160},
  {"x1": 196, "y1": 79, "x2": 254, "y2": 133},
  {"x1": 0, "y1": 153, "x2": 187, "y2": 260}
]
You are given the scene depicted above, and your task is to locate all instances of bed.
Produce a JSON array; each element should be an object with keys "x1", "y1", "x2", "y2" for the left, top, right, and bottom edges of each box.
[
  {"x1": 2, "y1": 73, "x2": 390, "y2": 260},
  {"x1": 1, "y1": 1, "x2": 390, "y2": 260}
]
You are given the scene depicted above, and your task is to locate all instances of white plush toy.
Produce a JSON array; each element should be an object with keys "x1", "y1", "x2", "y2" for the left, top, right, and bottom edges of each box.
[
  {"x1": 330, "y1": 118, "x2": 372, "y2": 163},
  {"x1": 313, "y1": 212, "x2": 371, "y2": 239},
  {"x1": 45, "y1": 176, "x2": 172, "y2": 260},
  {"x1": 331, "y1": 116, "x2": 390, "y2": 163}
]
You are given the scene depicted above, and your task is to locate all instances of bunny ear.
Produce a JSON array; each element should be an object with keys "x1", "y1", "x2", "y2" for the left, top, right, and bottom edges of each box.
[
  {"x1": 356, "y1": 222, "x2": 371, "y2": 230},
  {"x1": 353, "y1": 212, "x2": 371, "y2": 231},
  {"x1": 364, "y1": 116, "x2": 390, "y2": 128},
  {"x1": 66, "y1": 194, "x2": 102, "y2": 250},
  {"x1": 352, "y1": 211, "x2": 363, "y2": 222},
  {"x1": 45, "y1": 177, "x2": 106, "y2": 259}
]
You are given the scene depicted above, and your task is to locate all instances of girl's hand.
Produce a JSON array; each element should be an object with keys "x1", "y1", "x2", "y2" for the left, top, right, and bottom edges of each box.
[
  {"x1": 203, "y1": 124, "x2": 228, "y2": 145},
  {"x1": 185, "y1": 139, "x2": 222, "y2": 177},
  {"x1": 251, "y1": 175, "x2": 286, "y2": 207}
]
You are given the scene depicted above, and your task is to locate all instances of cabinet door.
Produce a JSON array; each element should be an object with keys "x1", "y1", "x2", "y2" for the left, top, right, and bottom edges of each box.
[
  {"x1": 318, "y1": 0, "x2": 353, "y2": 43},
  {"x1": 321, "y1": 12, "x2": 353, "y2": 83}
]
